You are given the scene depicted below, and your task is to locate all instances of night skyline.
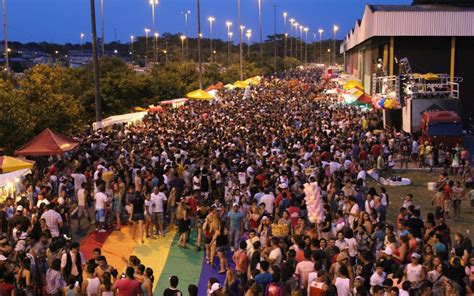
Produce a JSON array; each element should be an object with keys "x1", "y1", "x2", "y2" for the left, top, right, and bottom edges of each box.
[{"x1": 3, "y1": 0, "x2": 411, "y2": 44}]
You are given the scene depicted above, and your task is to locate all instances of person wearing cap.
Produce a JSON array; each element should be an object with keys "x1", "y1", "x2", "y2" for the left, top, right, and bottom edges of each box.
[
  {"x1": 8, "y1": 204, "x2": 30, "y2": 236},
  {"x1": 404, "y1": 252, "x2": 426, "y2": 290},
  {"x1": 228, "y1": 202, "x2": 244, "y2": 251}
]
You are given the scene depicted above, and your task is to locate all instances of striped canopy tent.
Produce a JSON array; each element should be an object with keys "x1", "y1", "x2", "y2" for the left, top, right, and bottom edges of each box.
[
  {"x1": 0, "y1": 156, "x2": 34, "y2": 173},
  {"x1": 186, "y1": 89, "x2": 214, "y2": 101}
]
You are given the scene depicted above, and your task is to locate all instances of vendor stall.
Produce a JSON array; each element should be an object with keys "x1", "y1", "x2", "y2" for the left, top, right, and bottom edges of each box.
[
  {"x1": 92, "y1": 111, "x2": 147, "y2": 130},
  {"x1": 0, "y1": 168, "x2": 31, "y2": 199},
  {"x1": 159, "y1": 98, "x2": 189, "y2": 108},
  {"x1": 15, "y1": 128, "x2": 79, "y2": 156},
  {"x1": 186, "y1": 89, "x2": 214, "y2": 101}
]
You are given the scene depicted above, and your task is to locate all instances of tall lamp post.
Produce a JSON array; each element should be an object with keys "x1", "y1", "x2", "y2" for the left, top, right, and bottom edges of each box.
[
  {"x1": 226, "y1": 21, "x2": 232, "y2": 65},
  {"x1": 2, "y1": 0, "x2": 9, "y2": 73},
  {"x1": 130, "y1": 35, "x2": 134, "y2": 63},
  {"x1": 154, "y1": 32, "x2": 159, "y2": 62},
  {"x1": 80, "y1": 33, "x2": 85, "y2": 54},
  {"x1": 304, "y1": 27, "x2": 309, "y2": 64},
  {"x1": 197, "y1": 0, "x2": 203, "y2": 88},
  {"x1": 100, "y1": 0, "x2": 105, "y2": 55},
  {"x1": 246, "y1": 29, "x2": 252, "y2": 57},
  {"x1": 293, "y1": 22, "x2": 299, "y2": 60},
  {"x1": 208, "y1": 16, "x2": 215, "y2": 62},
  {"x1": 312, "y1": 33, "x2": 317, "y2": 63},
  {"x1": 180, "y1": 35, "x2": 186, "y2": 57},
  {"x1": 289, "y1": 18, "x2": 294, "y2": 58},
  {"x1": 327, "y1": 48, "x2": 331, "y2": 65},
  {"x1": 237, "y1": 0, "x2": 243, "y2": 81},
  {"x1": 273, "y1": 4, "x2": 277, "y2": 72},
  {"x1": 90, "y1": 0, "x2": 102, "y2": 128},
  {"x1": 318, "y1": 29, "x2": 324, "y2": 64},
  {"x1": 228, "y1": 32, "x2": 233, "y2": 65},
  {"x1": 299, "y1": 25, "x2": 303, "y2": 61},
  {"x1": 144, "y1": 28, "x2": 150, "y2": 66},
  {"x1": 182, "y1": 10, "x2": 191, "y2": 59},
  {"x1": 333, "y1": 25, "x2": 338, "y2": 65},
  {"x1": 150, "y1": 0, "x2": 158, "y2": 63},
  {"x1": 283, "y1": 12, "x2": 288, "y2": 60},
  {"x1": 257, "y1": 0, "x2": 263, "y2": 60}
]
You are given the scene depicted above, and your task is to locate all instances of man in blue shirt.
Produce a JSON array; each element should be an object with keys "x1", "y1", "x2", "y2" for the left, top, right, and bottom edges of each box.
[
  {"x1": 228, "y1": 203, "x2": 244, "y2": 251},
  {"x1": 254, "y1": 260, "x2": 273, "y2": 290}
]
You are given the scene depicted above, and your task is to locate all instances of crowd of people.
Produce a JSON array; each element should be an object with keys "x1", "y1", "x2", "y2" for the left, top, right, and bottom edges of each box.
[{"x1": 0, "y1": 67, "x2": 473, "y2": 296}]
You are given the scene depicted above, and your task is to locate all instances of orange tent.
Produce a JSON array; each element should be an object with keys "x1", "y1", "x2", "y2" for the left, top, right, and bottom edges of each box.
[
  {"x1": 204, "y1": 81, "x2": 224, "y2": 92},
  {"x1": 15, "y1": 128, "x2": 79, "y2": 156}
]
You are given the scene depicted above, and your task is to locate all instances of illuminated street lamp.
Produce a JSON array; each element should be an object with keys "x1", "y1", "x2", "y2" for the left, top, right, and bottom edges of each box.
[
  {"x1": 283, "y1": 12, "x2": 288, "y2": 59},
  {"x1": 246, "y1": 29, "x2": 252, "y2": 56},
  {"x1": 226, "y1": 21, "x2": 233, "y2": 65},
  {"x1": 180, "y1": 35, "x2": 186, "y2": 57},
  {"x1": 149, "y1": 0, "x2": 159, "y2": 62},
  {"x1": 144, "y1": 28, "x2": 150, "y2": 66},
  {"x1": 318, "y1": 29, "x2": 324, "y2": 64},
  {"x1": 289, "y1": 18, "x2": 295, "y2": 58},
  {"x1": 208, "y1": 16, "x2": 215, "y2": 62},
  {"x1": 304, "y1": 27, "x2": 309, "y2": 64},
  {"x1": 130, "y1": 35, "x2": 134, "y2": 63},
  {"x1": 80, "y1": 33, "x2": 85, "y2": 53},
  {"x1": 182, "y1": 10, "x2": 191, "y2": 59},
  {"x1": 154, "y1": 32, "x2": 159, "y2": 62},
  {"x1": 299, "y1": 25, "x2": 303, "y2": 61},
  {"x1": 293, "y1": 22, "x2": 299, "y2": 60},
  {"x1": 333, "y1": 25, "x2": 339, "y2": 65}
]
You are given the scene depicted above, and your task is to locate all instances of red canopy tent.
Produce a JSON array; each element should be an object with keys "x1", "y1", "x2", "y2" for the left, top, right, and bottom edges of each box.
[
  {"x1": 357, "y1": 93, "x2": 373, "y2": 104},
  {"x1": 15, "y1": 128, "x2": 79, "y2": 156}
]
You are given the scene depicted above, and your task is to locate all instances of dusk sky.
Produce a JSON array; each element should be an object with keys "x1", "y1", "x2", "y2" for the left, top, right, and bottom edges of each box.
[{"x1": 4, "y1": 0, "x2": 411, "y2": 44}]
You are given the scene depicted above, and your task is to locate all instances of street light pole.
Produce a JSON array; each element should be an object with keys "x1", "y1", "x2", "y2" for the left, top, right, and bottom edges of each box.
[
  {"x1": 130, "y1": 35, "x2": 134, "y2": 64},
  {"x1": 246, "y1": 29, "x2": 252, "y2": 57},
  {"x1": 238, "y1": 0, "x2": 243, "y2": 81},
  {"x1": 293, "y1": 22, "x2": 299, "y2": 60},
  {"x1": 312, "y1": 33, "x2": 316, "y2": 63},
  {"x1": 333, "y1": 25, "x2": 338, "y2": 65},
  {"x1": 289, "y1": 19, "x2": 294, "y2": 58},
  {"x1": 228, "y1": 32, "x2": 233, "y2": 65},
  {"x1": 144, "y1": 28, "x2": 150, "y2": 66},
  {"x1": 226, "y1": 21, "x2": 232, "y2": 65},
  {"x1": 180, "y1": 35, "x2": 186, "y2": 57},
  {"x1": 208, "y1": 17, "x2": 215, "y2": 62},
  {"x1": 273, "y1": 4, "x2": 277, "y2": 72},
  {"x1": 304, "y1": 27, "x2": 309, "y2": 64},
  {"x1": 182, "y1": 10, "x2": 191, "y2": 59},
  {"x1": 197, "y1": 0, "x2": 203, "y2": 88},
  {"x1": 100, "y1": 0, "x2": 105, "y2": 55},
  {"x1": 154, "y1": 32, "x2": 159, "y2": 63},
  {"x1": 89, "y1": 0, "x2": 102, "y2": 128},
  {"x1": 80, "y1": 33, "x2": 85, "y2": 54},
  {"x1": 318, "y1": 29, "x2": 323, "y2": 64},
  {"x1": 299, "y1": 25, "x2": 303, "y2": 61},
  {"x1": 150, "y1": 0, "x2": 158, "y2": 63},
  {"x1": 2, "y1": 0, "x2": 9, "y2": 73},
  {"x1": 283, "y1": 12, "x2": 287, "y2": 60},
  {"x1": 258, "y1": 0, "x2": 263, "y2": 60}
]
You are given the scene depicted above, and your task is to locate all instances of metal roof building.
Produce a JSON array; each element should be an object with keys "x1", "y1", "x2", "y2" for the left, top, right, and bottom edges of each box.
[{"x1": 340, "y1": 0, "x2": 474, "y2": 122}]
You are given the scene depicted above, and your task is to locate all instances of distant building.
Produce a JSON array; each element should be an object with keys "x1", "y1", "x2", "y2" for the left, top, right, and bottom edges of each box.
[
  {"x1": 341, "y1": 0, "x2": 474, "y2": 128},
  {"x1": 68, "y1": 50, "x2": 92, "y2": 68}
]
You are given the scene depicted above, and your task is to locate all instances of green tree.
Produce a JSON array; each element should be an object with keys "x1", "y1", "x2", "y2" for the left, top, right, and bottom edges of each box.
[{"x1": 0, "y1": 78, "x2": 36, "y2": 152}]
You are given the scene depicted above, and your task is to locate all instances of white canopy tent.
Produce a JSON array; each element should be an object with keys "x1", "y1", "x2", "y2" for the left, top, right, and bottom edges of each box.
[{"x1": 92, "y1": 111, "x2": 147, "y2": 130}]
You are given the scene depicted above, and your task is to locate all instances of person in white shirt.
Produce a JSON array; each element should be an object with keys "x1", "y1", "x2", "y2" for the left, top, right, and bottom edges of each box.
[
  {"x1": 94, "y1": 184, "x2": 108, "y2": 232},
  {"x1": 71, "y1": 172, "x2": 86, "y2": 196},
  {"x1": 76, "y1": 182, "x2": 89, "y2": 231},
  {"x1": 149, "y1": 186, "x2": 167, "y2": 236},
  {"x1": 259, "y1": 188, "x2": 275, "y2": 214},
  {"x1": 370, "y1": 262, "x2": 386, "y2": 293},
  {"x1": 334, "y1": 265, "x2": 351, "y2": 296}
]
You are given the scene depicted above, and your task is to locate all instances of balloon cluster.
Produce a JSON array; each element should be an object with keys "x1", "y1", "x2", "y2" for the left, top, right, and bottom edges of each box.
[
  {"x1": 304, "y1": 182, "x2": 323, "y2": 224},
  {"x1": 372, "y1": 96, "x2": 398, "y2": 109}
]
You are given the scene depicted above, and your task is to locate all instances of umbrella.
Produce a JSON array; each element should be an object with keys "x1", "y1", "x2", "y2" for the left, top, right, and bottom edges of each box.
[
  {"x1": 186, "y1": 89, "x2": 214, "y2": 101},
  {"x1": 0, "y1": 156, "x2": 34, "y2": 173}
]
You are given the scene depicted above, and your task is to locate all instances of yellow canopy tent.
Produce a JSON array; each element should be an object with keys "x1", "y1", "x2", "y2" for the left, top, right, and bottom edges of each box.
[
  {"x1": 186, "y1": 89, "x2": 214, "y2": 100},
  {"x1": 233, "y1": 80, "x2": 249, "y2": 89},
  {"x1": 134, "y1": 106, "x2": 147, "y2": 112},
  {"x1": 243, "y1": 76, "x2": 261, "y2": 85},
  {"x1": 224, "y1": 84, "x2": 235, "y2": 89},
  {"x1": 343, "y1": 80, "x2": 364, "y2": 90},
  {"x1": 0, "y1": 156, "x2": 34, "y2": 174}
]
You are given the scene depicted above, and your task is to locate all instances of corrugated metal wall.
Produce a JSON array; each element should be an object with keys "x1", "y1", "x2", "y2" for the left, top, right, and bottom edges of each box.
[{"x1": 342, "y1": 5, "x2": 474, "y2": 52}]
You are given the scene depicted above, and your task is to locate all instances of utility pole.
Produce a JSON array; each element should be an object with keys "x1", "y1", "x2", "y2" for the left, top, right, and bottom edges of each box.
[
  {"x1": 238, "y1": 0, "x2": 243, "y2": 81},
  {"x1": 197, "y1": 0, "x2": 203, "y2": 88},
  {"x1": 90, "y1": 0, "x2": 102, "y2": 128},
  {"x1": 258, "y1": 0, "x2": 263, "y2": 61},
  {"x1": 283, "y1": 12, "x2": 287, "y2": 61},
  {"x1": 273, "y1": 4, "x2": 277, "y2": 72},
  {"x1": 100, "y1": 0, "x2": 105, "y2": 55},
  {"x1": 2, "y1": 0, "x2": 9, "y2": 74}
]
